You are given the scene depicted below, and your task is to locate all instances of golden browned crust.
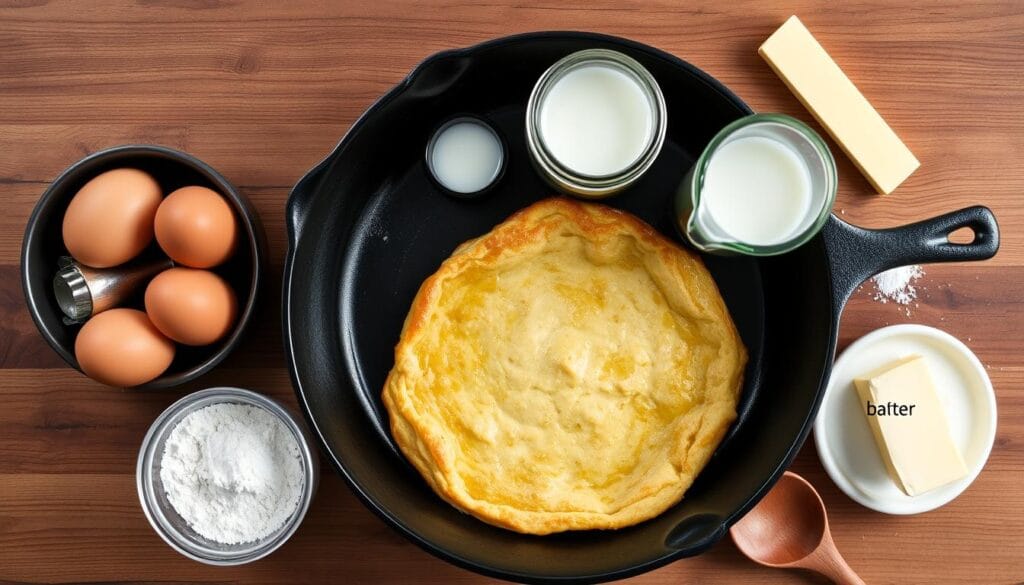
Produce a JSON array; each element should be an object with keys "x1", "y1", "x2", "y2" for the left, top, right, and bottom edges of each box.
[{"x1": 382, "y1": 198, "x2": 747, "y2": 534}]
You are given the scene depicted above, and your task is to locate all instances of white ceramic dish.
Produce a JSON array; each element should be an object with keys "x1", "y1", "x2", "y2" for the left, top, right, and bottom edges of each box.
[{"x1": 814, "y1": 324, "x2": 996, "y2": 514}]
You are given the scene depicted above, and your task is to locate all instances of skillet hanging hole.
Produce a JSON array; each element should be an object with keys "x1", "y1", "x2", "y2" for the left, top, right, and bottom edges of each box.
[{"x1": 947, "y1": 226, "x2": 976, "y2": 245}]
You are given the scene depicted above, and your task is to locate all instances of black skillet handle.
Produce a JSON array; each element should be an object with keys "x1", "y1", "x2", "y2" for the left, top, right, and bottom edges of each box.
[{"x1": 824, "y1": 205, "x2": 999, "y2": 307}]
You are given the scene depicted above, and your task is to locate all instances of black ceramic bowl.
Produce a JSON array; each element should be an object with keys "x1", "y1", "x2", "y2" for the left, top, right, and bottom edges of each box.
[{"x1": 21, "y1": 144, "x2": 266, "y2": 389}]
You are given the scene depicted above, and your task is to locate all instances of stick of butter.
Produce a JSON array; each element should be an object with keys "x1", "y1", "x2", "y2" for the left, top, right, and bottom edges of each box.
[
  {"x1": 854, "y1": 355, "x2": 968, "y2": 496},
  {"x1": 759, "y1": 16, "x2": 920, "y2": 194}
]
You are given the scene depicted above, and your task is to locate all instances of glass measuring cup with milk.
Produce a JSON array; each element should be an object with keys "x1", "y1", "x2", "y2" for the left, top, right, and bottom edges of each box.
[{"x1": 676, "y1": 114, "x2": 837, "y2": 255}]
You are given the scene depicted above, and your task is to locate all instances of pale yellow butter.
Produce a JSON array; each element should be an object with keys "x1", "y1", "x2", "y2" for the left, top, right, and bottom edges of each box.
[
  {"x1": 759, "y1": 15, "x2": 920, "y2": 194},
  {"x1": 854, "y1": 355, "x2": 968, "y2": 496}
]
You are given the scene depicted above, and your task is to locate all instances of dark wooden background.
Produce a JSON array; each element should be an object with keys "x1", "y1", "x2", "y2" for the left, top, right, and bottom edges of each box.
[{"x1": 1, "y1": 1, "x2": 1021, "y2": 583}]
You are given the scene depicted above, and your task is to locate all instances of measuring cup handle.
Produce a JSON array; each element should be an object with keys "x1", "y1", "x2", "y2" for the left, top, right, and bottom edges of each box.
[{"x1": 815, "y1": 552, "x2": 868, "y2": 585}]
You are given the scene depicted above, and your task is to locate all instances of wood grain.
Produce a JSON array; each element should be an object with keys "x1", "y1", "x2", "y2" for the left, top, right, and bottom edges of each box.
[{"x1": 1, "y1": 0, "x2": 1022, "y2": 583}]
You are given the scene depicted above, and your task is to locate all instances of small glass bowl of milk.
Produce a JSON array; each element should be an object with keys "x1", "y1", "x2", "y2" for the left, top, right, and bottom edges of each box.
[
  {"x1": 675, "y1": 113, "x2": 837, "y2": 255},
  {"x1": 426, "y1": 115, "x2": 507, "y2": 198},
  {"x1": 526, "y1": 49, "x2": 667, "y2": 198}
]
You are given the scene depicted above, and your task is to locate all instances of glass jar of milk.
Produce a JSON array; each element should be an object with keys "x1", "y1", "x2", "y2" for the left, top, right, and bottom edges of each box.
[
  {"x1": 675, "y1": 113, "x2": 837, "y2": 255},
  {"x1": 526, "y1": 49, "x2": 667, "y2": 198}
]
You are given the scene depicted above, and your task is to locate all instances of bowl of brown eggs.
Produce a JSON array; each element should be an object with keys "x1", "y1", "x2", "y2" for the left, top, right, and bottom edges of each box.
[{"x1": 21, "y1": 145, "x2": 266, "y2": 389}]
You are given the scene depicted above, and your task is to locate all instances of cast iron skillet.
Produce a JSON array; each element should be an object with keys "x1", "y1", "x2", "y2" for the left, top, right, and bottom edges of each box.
[{"x1": 283, "y1": 32, "x2": 999, "y2": 583}]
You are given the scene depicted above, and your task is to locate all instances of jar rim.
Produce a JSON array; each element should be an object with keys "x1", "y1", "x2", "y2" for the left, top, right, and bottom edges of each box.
[{"x1": 526, "y1": 48, "x2": 668, "y2": 197}]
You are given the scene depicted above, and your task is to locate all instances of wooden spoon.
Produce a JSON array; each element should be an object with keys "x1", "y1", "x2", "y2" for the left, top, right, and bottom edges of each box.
[{"x1": 730, "y1": 471, "x2": 867, "y2": 585}]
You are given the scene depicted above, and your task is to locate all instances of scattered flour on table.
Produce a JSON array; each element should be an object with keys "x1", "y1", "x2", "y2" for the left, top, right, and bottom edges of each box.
[
  {"x1": 160, "y1": 403, "x2": 304, "y2": 545},
  {"x1": 870, "y1": 265, "x2": 925, "y2": 306}
]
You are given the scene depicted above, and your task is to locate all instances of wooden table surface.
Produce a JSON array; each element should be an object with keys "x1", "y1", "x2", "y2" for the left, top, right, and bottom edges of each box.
[{"x1": 2, "y1": 1, "x2": 1022, "y2": 583}]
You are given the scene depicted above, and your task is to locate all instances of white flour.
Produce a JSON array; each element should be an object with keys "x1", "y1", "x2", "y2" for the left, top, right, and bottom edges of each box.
[
  {"x1": 871, "y1": 265, "x2": 925, "y2": 305},
  {"x1": 160, "y1": 403, "x2": 304, "y2": 545}
]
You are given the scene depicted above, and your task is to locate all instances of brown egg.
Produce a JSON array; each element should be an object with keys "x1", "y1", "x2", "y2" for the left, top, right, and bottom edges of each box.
[
  {"x1": 62, "y1": 168, "x2": 163, "y2": 268},
  {"x1": 74, "y1": 308, "x2": 175, "y2": 387},
  {"x1": 145, "y1": 267, "x2": 237, "y2": 346},
  {"x1": 154, "y1": 186, "x2": 237, "y2": 268}
]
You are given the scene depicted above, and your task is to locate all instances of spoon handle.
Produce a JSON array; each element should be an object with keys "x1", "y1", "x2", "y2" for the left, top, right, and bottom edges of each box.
[{"x1": 816, "y1": 551, "x2": 867, "y2": 585}]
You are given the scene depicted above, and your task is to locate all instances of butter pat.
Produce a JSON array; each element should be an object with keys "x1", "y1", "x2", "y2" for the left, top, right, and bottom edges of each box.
[
  {"x1": 854, "y1": 355, "x2": 968, "y2": 496},
  {"x1": 759, "y1": 16, "x2": 919, "y2": 194}
]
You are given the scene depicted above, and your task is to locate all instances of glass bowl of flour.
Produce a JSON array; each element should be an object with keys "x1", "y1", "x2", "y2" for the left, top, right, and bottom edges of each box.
[{"x1": 137, "y1": 387, "x2": 319, "y2": 565}]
